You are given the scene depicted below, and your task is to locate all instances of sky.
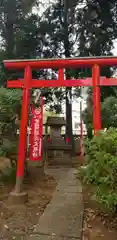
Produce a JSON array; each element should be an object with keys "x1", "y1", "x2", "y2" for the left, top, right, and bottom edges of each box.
[{"x1": 112, "y1": 40, "x2": 117, "y2": 55}]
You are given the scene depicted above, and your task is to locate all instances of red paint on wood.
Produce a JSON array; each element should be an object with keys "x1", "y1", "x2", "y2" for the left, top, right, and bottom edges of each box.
[{"x1": 16, "y1": 66, "x2": 31, "y2": 177}]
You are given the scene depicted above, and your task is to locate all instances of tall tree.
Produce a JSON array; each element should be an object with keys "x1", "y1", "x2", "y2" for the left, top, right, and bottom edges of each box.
[
  {"x1": 0, "y1": 0, "x2": 44, "y2": 85},
  {"x1": 63, "y1": 0, "x2": 72, "y2": 145},
  {"x1": 78, "y1": 0, "x2": 117, "y2": 134},
  {"x1": 37, "y1": 0, "x2": 81, "y2": 148},
  {"x1": 0, "y1": 0, "x2": 37, "y2": 58}
]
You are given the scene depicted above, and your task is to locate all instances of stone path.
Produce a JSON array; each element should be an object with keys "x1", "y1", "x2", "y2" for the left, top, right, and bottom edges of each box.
[{"x1": 27, "y1": 168, "x2": 83, "y2": 240}]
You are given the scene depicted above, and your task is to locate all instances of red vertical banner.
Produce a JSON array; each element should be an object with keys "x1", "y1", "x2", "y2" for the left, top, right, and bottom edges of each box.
[{"x1": 30, "y1": 97, "x2": 43, "y2": 161}]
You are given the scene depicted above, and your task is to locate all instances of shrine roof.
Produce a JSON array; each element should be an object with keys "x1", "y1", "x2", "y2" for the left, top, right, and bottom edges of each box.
[{"x1": 46, "y1": 116, "x2": 66, "y2": 126}]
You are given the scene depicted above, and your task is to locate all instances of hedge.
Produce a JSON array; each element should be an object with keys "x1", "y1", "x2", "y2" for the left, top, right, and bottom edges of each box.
[{"x1": 81, "y1": 128, "x2": 117, "y2": 213}]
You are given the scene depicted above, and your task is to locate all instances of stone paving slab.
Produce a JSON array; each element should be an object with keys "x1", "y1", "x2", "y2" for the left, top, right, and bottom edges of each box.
[
  {"x1": 45, "y1": 168, "x2": 77, "y2": 182},
  {"x1": 33, "y1": 168, "x2": 83, "y2": 239},
  {"x1": 56, "y1": 184, "x2": 82, "y2": 193},
  {"x1": 47, "y1": 192, "x2": 83, "y2": 208},
  {"x1": 27, "y1": 234, "x2": 80, "y2": 240}
]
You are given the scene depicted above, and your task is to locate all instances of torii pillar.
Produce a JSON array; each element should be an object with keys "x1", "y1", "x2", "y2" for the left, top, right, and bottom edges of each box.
[
  {"x1": 9, "y1": 66, "x2": 31, "y2": 203},
  {"x1": 92, "y1": 64, "x2": 101, "y2": 135}
]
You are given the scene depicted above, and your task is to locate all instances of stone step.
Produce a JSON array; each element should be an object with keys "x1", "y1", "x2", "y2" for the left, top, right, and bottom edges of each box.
[{"x1": 48, "y1": 158, "x2": 72, "y2": 166}]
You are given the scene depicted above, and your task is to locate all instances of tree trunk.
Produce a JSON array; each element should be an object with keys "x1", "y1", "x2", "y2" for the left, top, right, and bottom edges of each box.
[
  {"x1": 5, "y1": 1, "x2": 16, "y2": 58},
  {"x1": 63, "y1": 0, "x2": 73, "y2": 151}
]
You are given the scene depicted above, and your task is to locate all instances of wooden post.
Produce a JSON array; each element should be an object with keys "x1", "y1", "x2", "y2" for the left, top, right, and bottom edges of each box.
[
  {"x1": 92, "y1": 64, "x2": 101, "y2": 135},
  {"x1": 15, "y1": 66, "x2": 31, "y2": 193},
  {"x1": 80, "y1": 100, "x2": 84, "y2": 164}
]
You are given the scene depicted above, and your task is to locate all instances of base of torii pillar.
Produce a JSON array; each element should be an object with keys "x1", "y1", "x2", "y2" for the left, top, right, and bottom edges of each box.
[
  {"x1": 8, "y1": 177, "x2": 28, "y2": 205},
  {"x1": 8, "y1": 191, "x2": 28, "y2": 205}
]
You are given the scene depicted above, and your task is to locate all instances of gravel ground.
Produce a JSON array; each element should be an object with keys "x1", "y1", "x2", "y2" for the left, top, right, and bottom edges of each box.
[
  {"x1": 0, "y1": 172, "x2": 56, "y2": 240},
  {"x1": 82, "y1": 184, "x2": 117, "y2": 240}
]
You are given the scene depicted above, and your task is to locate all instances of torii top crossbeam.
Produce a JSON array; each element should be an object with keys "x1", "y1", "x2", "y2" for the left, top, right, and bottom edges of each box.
[{"x1": 4, "y1": 55, "x2": 117, "y2": 69}]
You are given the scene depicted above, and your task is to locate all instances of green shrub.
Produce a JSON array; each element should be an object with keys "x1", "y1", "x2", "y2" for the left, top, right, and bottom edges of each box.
[
  {"x1": 0, "y1": 88, "x2": 29, "y2": 182},
  {"x1": 0, "y1": 138, "x2": 18, "y2": 167},
  {"x1": 0, "y1": 88, "x2": 21, "y2": 170},
  {"x1": 0, "y1": 167, "x2": 16, "y2": 184},
  {"x1": 82, "y1": 128, "x2": 117, "y2": 213}
]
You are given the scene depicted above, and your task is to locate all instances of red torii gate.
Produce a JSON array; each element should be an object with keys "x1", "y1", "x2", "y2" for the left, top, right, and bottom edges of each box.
[{"x1": 3, "y1": 56, "x2": 117, "y2": 196}]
